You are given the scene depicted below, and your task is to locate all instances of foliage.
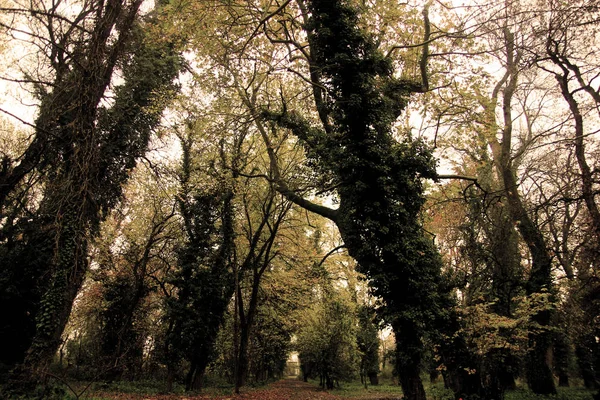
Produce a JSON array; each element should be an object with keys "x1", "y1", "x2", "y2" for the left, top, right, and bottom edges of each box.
[
  {"x1": 3, "y1": 0, "x2": 600, "y2": 397},
  {"x1": 458, "y1": 292, "x2": 555, "y2": 358},
  {"x1": 296, "y1": 287, "x2": 359, "y2": 389},
  {"x1": 356, "y1": 306, "x2": 380, "y2": 386},
  {"x1": 263, "y1": 1, "x2": 448, "y2": 398},
  {"x1": 0, "y1": 0, "x2": 183, "y2": 387},
  {"x1": 165, "y1": 187, "x2": 235, "y2": 390}
]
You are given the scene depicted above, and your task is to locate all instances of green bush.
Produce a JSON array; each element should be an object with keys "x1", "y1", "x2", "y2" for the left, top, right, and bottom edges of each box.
[{"x1": 427, "y1": 384, "x2": 455, "y2": 400}]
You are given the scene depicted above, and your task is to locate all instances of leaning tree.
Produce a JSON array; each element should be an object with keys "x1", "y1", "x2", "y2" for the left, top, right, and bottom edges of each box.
[{"x1": 0, "y1": 0, "x2": 182, "y2": 389}]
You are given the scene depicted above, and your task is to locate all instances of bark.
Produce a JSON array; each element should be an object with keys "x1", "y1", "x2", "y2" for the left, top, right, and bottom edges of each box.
[
  {"x1": 393, "y1": 323, "x2": 427, "y2": 400},
  {"x1": 551, "y1": 60, "x2": 600, "y2": 242},
  {"x1": 484, "y1": 27, "x2": 556, "y2": 396},
  {"x1": 9, "y1": 204, "x2": 89, "y2": 387},
  {"x1": 368, "y1": 372, "x2": 379, "y2": 386},
  {"x1": 554, "y1": 330, "x2": 571, "y2": 388},
  {"x1": 185, "y1": 362, "x2": 197, "y2": 391},
  {"x1": 235, "y1": 316, "x2": 251, "y2": 392},
  {"x1": 191, "y1": 365, "x2": 205, "y2": 391},
  {"x1": 576, "y1": 341, "x2": 598, "y2": 389}
]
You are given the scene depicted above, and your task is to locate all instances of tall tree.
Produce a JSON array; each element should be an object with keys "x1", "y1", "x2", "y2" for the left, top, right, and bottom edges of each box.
[
  {"x1": 253, "y1": 1, "x2": 450, "y2": 398},
  {"x1": 0, "y1": 0, "x2": 182, "y2": 388},
  {"x1": 425, "y1": 1, "x2": 560, "y2": 393},
  {"x1": 233, "y1": 185, "x2": 293, "y2": 393},
  {"x1": 164, "y1": 123, "x2": 235, "y2": 391},
  {"x1": 92, "y1": 167, "x2": 179, "y2": 380},
  {"x1": 534, "y1": 1, "x2": 600, "y2": 392},
  {"x1": 296, "y1": 283, "x2": 359, "y2": 390}
]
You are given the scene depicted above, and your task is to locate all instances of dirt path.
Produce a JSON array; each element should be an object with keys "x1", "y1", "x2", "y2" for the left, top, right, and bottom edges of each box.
[
  {"x1": 234, "y1": 379, "x2": 347, "y2": 400},
  {"x1": 89, "y1": 378, "x2": 402, "y2": 400}
]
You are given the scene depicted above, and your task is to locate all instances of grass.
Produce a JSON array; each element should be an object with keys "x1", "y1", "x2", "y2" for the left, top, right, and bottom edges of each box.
[
  {"x1": 322, "y1": 377, "x2": 597, "y2": 400},
  {"x1": 505, "y1": 386, "x2": 595, "y2": 400},
  {"x1": 4, "y1": 375, "x2": 597, "y2": 400},
  {"x1": 327, "y1": 379, "x2": 404, "y2": 398}
]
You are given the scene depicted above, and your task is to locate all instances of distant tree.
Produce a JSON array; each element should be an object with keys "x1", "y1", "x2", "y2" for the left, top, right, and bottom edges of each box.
[
  {"x1": 357, "y1": 305, "x2": 380, "y2": 387},
  {"x1": 89, "y1": 168, "x2": 178, "y2": 380},
  {"x1": 297, "y1": 287, "x2": 359, "y2": 389},
  {"x1": 232, "y1": 181, "x2": 293, "y2": 394}
]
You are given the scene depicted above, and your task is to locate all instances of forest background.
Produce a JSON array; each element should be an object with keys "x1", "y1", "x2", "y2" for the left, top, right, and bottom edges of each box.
[{"x1": 0, "y1": 0, "x2": 600, "y2": 400}]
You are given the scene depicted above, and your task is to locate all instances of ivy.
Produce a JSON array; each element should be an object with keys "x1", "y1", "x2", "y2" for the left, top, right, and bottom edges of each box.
[{"x1": 267, "y1": 0, "x2": 450, "y2": 398}]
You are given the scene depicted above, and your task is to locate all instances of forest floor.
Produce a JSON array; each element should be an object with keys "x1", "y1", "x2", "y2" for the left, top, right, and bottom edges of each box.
[
  {"x1": 86, "y1": 377, "x2": 403, "y2": 400},
  {"x1": 72, "y1": 376, "x2": 599, "y2": 400}
]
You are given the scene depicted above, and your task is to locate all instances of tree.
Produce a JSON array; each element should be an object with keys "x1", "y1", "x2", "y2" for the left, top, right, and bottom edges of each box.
[
  {"x1": 0, "y1": 0, "x2": 182, "y2": 389},
  {"x1": 357, "y1": 305, "x2": 380, "y2": 387},
  {"x1": 422, "y1": 1, "x2": 563, "y2": 393},
  {"x1": 164, "y1": 124, "x2": 235, "y2": 391},
  {"x1": 256, "y1": 1, "x2": 450, "y2": 398},
  {"x1": 90, "y1": 165, "x2": 179, "y2": 380},
  {"x1": 232, "y1": 184, "x2": 293, "y2": 393},
  {"x1": 296, "y1": 285, "x2": 359, "y2": 389},
  {"x1": 166, "y1": 2, "x2": 450, "y2": 396}
]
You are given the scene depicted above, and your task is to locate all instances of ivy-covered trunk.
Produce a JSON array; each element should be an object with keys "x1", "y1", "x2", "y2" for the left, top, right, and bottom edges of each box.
[
  {"x1": 167, "y1": 130, "x2": 236, "y2": 392},
  {"x1": 393, "y1": 322, "x2": 427, "y2": 400},
  {"x1": 14, "y1": 204, "x2": 88, "y2": 384},
  {"x1": 262, "y1": 1, "x2": 449, "y2": 398},
  {"x1": 2, "y1": 1, "x2": 182, "y2": 389}
]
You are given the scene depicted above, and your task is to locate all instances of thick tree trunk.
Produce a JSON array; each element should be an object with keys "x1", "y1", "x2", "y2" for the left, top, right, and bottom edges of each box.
[
  {"x1": 368, "y1": 372, "x2": 379, "y2": 386},
  {"x1": 191, "y1": 367, "x2": 204, "y2": 391},
  {"x1": 527, "y1": 324, "x2": 556, "y2": 395},
  {"x1": 166, "y1": 367, "x2": 175, "y2": 393},
  {"x1": 558, "y1": 374, "x2": 569, "y2": 387},
  {"x1": 185, "y1": 362, "x2": 197, "y2": 391},
  {"x1": 235, "y1": 325, "x2": 250, "y2": 392},
  {"x1": 9, "y1": 205, "x2": 88, "y2": 387},
  {"x1": 576, "y1": 342, "x2": 598, "y2": 389},
  {"x1": 394, "y1": 324, "x2": 426, "y2": 400},
  {"x1": 554, "y1": 330, "x2": 571, "y2": 387},
  {"x1": 398, "y1": 369, "x2": 426, "y2": 400},
  {"x1": 486, "y1": 28, "x2": 556, "y2": 394}
]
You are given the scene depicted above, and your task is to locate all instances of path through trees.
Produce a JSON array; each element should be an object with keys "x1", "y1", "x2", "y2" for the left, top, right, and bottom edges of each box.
[{"x1": 88, "y1": 378, "x2": 400, "y2": 400}]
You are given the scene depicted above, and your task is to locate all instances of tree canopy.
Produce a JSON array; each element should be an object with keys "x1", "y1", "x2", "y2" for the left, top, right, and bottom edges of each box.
[{"x1": 2, "y1": 0, "x2": 600, "y2": 400}]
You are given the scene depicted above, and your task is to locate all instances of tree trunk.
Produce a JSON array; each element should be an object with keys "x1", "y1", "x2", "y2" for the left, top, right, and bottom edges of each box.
[
  {"x1": 368, "y1": 372, "x2": 379, "y2": 386},
  {"x1": 576, "y1": 342, "x2": 598, "y2": 389},
  {"x1": 166, "y1": 367, "x2": 175, "y2": 393},
  {"x1": 394, "y1": 324, "x2": 427, "y2": 400},
  {"x1": 235, "y1": 324, "x2": 250, "y2": 393},
  {"x1": 486, "y1": 27, "x2": 556, "y2": 395},
  {"x1": 398, "y1": 368, "x2": 426, "y2": 400},
  {"x1": 527, "y1": 325, "x2": 556, "y2": 395},
  {"x1": 9, "y1": 206, "x2": 89, "y2": 387},
  {"x1": 554, "y1": 330, "x2": 571, "y2": 387},
  {"x1": 191, "y1": 367, "x2": 204, "y2": 391},
  {"x1": 185, "y1": 362, "x2": 197, "y2": 391}
]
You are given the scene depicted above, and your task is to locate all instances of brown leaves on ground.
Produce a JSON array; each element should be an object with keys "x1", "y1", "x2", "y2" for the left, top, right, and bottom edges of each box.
[{"x1": 89, "y1": 378, "x2": 399, "y2": 400}]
